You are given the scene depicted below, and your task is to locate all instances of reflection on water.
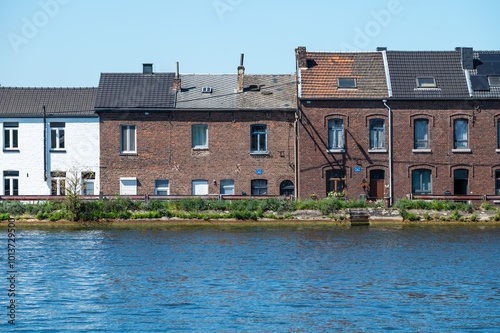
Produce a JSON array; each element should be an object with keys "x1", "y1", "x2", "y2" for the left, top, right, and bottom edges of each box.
[{"x1": 3, "y1": 224, "x2": 500, "y2": 332}]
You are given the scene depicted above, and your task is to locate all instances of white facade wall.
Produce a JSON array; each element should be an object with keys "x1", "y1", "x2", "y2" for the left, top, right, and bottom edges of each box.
[{"x1": 0, "y1": 117, "x2": 100, "y2": 195}]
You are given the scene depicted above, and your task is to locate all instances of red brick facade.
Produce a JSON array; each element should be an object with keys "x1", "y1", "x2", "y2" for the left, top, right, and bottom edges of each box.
[{"x1": 99, "y1": 110, "x2": 296, "y2": 196}]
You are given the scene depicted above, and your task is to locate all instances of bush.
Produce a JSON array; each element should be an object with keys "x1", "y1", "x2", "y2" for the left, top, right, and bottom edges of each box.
[
  {"x1": 469, "y1": 213, "x2": 479, "y2": 222},
  {"x1": 0, "y1": 213, "x2": 10, "y2": 220}
]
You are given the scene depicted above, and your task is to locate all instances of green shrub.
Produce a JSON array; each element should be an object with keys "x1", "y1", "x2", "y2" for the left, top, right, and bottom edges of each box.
[
  {"x1": 469, "y1": 213, "x2": 479, "y2": 222},
  {"x1": 451, "y1": 209, "x2": 460, "y2": 221},
  {"x1": 0, "y1": 213, "x2": 10, "y2": 220}
]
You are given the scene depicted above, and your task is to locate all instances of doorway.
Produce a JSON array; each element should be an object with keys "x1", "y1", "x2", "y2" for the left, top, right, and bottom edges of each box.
[
  {"x1": 369, "y1": 170, "x2": 385, "y2": 199},
  {"x1": 454, "y1": 169, "x2": 469, "y2": 195}
]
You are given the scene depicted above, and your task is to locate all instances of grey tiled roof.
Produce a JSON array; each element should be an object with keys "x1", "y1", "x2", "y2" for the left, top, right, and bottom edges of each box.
[
  {"x1": 95, "y1": 73, "x2": 176, "y2": 109},
  {"x1": 470, "y1": 51, "x2": 500, "y2": 99},
  {"x1": 386, "y1": 51, "x2": 470, "y2": 99},
  {"x1": 0, "y1": 87, "x2": 97, "y2": 116},
  {"x1": 176, "y1": 74, "x2": 296, "y2": 110}
]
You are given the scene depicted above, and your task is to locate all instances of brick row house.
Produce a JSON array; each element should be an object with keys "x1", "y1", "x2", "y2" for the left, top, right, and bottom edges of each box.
[
  {"x1": 0, "y1": 88, "x2": 100, "y2": 196},
  {"x1": 295, "y1": 46, "x2": 500, "y2": 201},
  {"x1": 96, "y1": 63, "x2": 297, "y2": 196}
]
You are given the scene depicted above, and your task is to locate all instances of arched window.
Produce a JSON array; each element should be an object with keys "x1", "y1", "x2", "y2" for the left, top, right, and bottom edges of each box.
[{"x1": 280, "y1": 180, "x2": 294, "y2": 196}]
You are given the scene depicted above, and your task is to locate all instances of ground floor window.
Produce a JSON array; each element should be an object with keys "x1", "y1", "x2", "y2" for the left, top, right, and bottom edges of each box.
[
  {"x1": 51, "y1": 171, "x2": 66, "y2": 196},
  {"x1": 251, "y1": 179, "x2": 268, "y2": 196},
  {"x1": 496, "y1": 171, "x2": 500, "y2": 195},
  {"x1": 192, "y1": 180, "x2": 208, "y2": 195},
  {"x1": 120, "y1": 177, "x2": 137, "y2": 195},
  {"x1": 412, "y1": 169, "x2": 431, "y2": 195},
  {"x1": 326, "y1": 170, "x2": 345, "y2": 195},
  {"x1": 3, "y1": 171, "x2": 19, "y2": 195},
  {"x1": 155, "y1": 179, "x2": 170, "y2": 195},
  {"x1": 220, "y1": 179, "x2": 234, "y2": 195},
  {"x1": 454, "y1": 169, "x2": 469, "y2": 195},
  {"x1": 82, "y1": 172, "x2": 95, "y2": 195},
  {"x1": 280, "y1": 180, "x2": 294, "y2": 196}
]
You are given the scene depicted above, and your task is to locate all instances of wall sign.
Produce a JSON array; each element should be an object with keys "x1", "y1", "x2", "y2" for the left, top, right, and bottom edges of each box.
[
  {"x1": 354, "y1": 167, "x2": 361, "y2": 172},
  {"x1": 256, "y1": 169, "x2": 263, "y2": 175}
]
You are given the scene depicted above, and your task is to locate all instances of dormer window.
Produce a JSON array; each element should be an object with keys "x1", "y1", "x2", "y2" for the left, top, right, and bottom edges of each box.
[
  {"x1": 417, "y1": 77, "x2": 437, "y2": 88},
  {"x1": 489, "y1": 77, "x2": 500, "y2": 87},
  {"x1": 337, "y1": 78, "x2": 357, "y2": 88}
]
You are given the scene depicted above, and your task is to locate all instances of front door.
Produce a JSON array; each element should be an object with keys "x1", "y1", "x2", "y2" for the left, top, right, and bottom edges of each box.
[{"x1": 369, "y1": 170, "x2": 385, "y2": 199}]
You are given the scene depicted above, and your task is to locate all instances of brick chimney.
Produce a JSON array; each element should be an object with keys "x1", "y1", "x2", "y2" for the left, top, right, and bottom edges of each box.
[
  {"x1": 237, "y1": 53, "x2": 244, "y2": 92},
  {"x1": 296, "y1": 47, "x2": 307, "y2": 70},
  {"x1": 172, "y1": 61, "x2": 181, "y2": 92}
]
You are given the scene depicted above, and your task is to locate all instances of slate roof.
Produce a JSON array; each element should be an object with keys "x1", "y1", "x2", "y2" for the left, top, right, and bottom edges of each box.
[
  {"x1": 299, "y1": 52, "x2": 388, "y2": 99},
  {"x1": 0, "y1": 87, "x2": 97, "y2": 117},
  {"x1": 176, "y1": 74, "x2": 296, "y2": 110},
  {"x1": 469, "y1": 51, "x2": 500, "y2": 99},
  {"x1": 386, "y1": 51, "x2": 470, "y2": 99},
  {"x1": 95, "y1": 73, "x2": 176, "y2": 109}
]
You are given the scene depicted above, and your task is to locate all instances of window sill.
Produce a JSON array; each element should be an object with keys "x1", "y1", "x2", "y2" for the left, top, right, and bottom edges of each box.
[
  {"x1": 250, "y1": 151, "x2": 269, "y2": 156},
  {"x1": 412, "y1": 149, "x2": 432, "y2": 153},
  {"x1": 50, "y1": 149, "x2": 66, "y2": 153},
  {"x1": 452, "y1": 148, "x2": 471, "y2": 153},
  {"x1": 192, "y1": 147, "x2": 209, "y2": 151},
  {"x1": 3, "y1": 149, "x2": 20, "y2": 153},
  {"x1": 120, "y1": 152, "x2": 138, "y2": 156},
  {"x1": 327, "y1": 149, "x2": 345, "y2": 153},
  {"x1": 496, "y1": 149, "x2": 500, "y2": 153},
  {"x1": 368, "y1": 149, "x2": 387, "y2": 153}
]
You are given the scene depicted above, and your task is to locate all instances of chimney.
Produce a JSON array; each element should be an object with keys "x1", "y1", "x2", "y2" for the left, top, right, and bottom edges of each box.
[
  {"x1": 172, "y1": 62, "x2": 181, "y2": 92},
  {"x1": 143, "y1": 63, "x2": 153, "y2": 74},
  {"x1": 296, "y1": 47, "x2": 307, "y2": 70},
  {"x1": 377, "y1": 47, "x2": 387, "y2": 51},
  {"x1": 457, "y1": 47, "x2": 474, "y2": 70},
  {"x1": 237, "y1": 53, "x2": 245, "y2": 92}
]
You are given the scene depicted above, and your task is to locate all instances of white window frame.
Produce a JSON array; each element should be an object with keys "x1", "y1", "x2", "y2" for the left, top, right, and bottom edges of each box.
[
  {"x1": 192, "y1": 124, "x2": 208, "y2": 149},
  {"x1": 50, "y1": 122, "x2": 65, "y2": 150},
  {"x1": 328, "y1": 119, "x2": 344, "y2": 150},
  {"x1": 220, "y1": 179, "x2": 234, "y2": 195},
  {"x1": 50, "y1": 171, "x2": 66, "y2": 196},
  {"x1": 250, "y1": 124, "x2": 267, "y2": 153},
  {"x1": 155, "y1": 179, "x2": 170, "y2": 195},
  {"x1": 454, "y1": 119, "x2": 468, "y2": 149},
  {"x1": 369, "y1": 119, "x2": 385, "y2": 149},
  {"x1": 3, "y1": 122, "x2": 19, "y2": 150},
  {"x1": 414, "y1": 119, "x2": 429, "y2": 149},
  {"x1": 416, "y1": 77, "x2": 437, "y2": 88},
  {"x1": 120, "y1": 177, "x2": 137, "y2": 195},
  {"x1": 81, "y1": 172, "x2": 96, "y2": 195},
  {"x1": 3, "y1": 171, "x2": 19, "y2": 196},
  {"x1": 121, "y1": 125, "x2": 136, "y2": 153}
]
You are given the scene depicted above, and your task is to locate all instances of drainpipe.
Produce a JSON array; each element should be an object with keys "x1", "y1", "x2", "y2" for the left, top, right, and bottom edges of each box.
[
  {"x1": 383, "y1": 100, "x2": 393, "y2": 206},
  {"x1": 43, "y1": 105, "x2": 47, "y2": 181},
  {"x1": 294, "y1": 111, "x2": 299, "y2": 199}
]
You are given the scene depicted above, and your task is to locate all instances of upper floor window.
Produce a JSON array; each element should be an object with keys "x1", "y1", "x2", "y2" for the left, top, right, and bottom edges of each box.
[
  {"x1": 412, "y1": 169, "x2": 431, "y2": 195},
  {"x1": 251, "y1": 179, "x2": 268, "y2": 196},
  {"x1": 50, "y1": 122, "x2": 65, "y2": 150},
  {"x1": 416, "y1": 77, "x2": 436, "y2": 88},
  {"x1": 328, "y1": 119, "x2": 344, "y2": 149},
  {"x1": 3, "y1": 122, "x2": 18, "y2": 150},
  {"x1": 414, "y1": 119, "x2": 429, "y2": 149},
  {"x1": 337, "y1": 78, "x2": 357, "y2": 88},
  {"x1": 3, "y1": 171, "x2": 19, "y2": 196},
  {"x1": 121, "y1": 125, "x2": 136, "y2": 153},
  {"x1": 192, "y1": 125, "x2": 208, "y2": 149},
  {"x1": 369, "y1": 119, "x2": 385, "y2": 149},
  {"x1": 82, "y1": 172, "x2": 95, "y2": 195},
  {"x1": 454, "y1": 119, "x2": 468, "y2": 149},
  {"x1": 251, "y1": 125, "x2": 267, "y2": 153}
]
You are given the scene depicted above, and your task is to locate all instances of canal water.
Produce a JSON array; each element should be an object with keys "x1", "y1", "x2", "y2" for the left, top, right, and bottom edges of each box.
[{"x1": 3, "y1": 223, "x2": 500, "y2": 332}]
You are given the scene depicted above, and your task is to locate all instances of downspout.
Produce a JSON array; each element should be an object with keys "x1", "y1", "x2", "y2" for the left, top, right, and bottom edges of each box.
[
  {"x1": 383, "y1": 100, "x2": 392, "y2": 206},
  {"x1": 294, "y1": 51, "x2": 303, "y2": 199},
  {"x1": 43, "y1": 105, "x2": 47, "y2": 181}
]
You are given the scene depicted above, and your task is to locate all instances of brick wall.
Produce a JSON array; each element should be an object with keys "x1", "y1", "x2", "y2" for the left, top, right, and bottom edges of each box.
[{"x1": 99, "y1": 110, "x2": 296, "y2": 195}]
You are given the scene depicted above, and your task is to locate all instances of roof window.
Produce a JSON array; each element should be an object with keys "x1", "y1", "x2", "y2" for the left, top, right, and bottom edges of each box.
[
  {"x1": 416, "y1": 77, "x2": 437, "y2": 88},
  {"x1": 337, "y1": 78, "x2": 357, "y2": 88},
  {"x1": 201, "y1": 87, "x2": 212, "y2": 94},
  {"x1": 488, "y1": 76, "x2": 500, "y2": 87}
]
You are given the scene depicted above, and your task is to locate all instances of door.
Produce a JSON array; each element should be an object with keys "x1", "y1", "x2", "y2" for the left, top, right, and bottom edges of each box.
[
  {"x1": 454, "y1": 169, "x2": 468, "y2": 195},
  {"x1": 369, "y1": 170, "x2": 385, "y2": 199}
]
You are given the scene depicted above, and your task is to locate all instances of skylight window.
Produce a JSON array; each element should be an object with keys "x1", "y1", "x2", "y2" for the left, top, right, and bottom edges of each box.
[
  {"x1": 201, "y1": 87, "x2": 212, "y2": 93},
  {"x1": 417, "y1": 77, "x2": 437, "y2": 88},
  {"x1": 489, "y1": 77, "x2": 500, "y2": 87},
  {"x1": 337, "y1": 78, "x2": 357, "y2": 88}
]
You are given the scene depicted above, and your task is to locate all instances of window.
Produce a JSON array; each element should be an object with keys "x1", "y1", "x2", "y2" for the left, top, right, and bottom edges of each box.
[
  {"x1": 192, "y1": 125, "x2": 208, "y2": 149},
  {"x1": 50, "y1": 122, "x2": 65, "y2": 150},
  {"x1": 338, "y1": 78, "x2": 357, "y2": 88},
  {"x1": 454, "y1": 119, "x2": 468, "y2": 149},
  {"x1": 155, "y1": 179, "x2": 170, "y2": 195},
  {"x1": 251, "y1": 125, "x2": 267, "y2": 153},
  {"x1": 326, "y1": 170, "x2": 346, "y2": 194},
  {"x1": 496, "y1": 171, "x2": 500, "y2": 195},
  {"x1": 498, "y1": 120, "x2": 500, "y2": 149},
  {"x1": 50, "y1": 171, "x2": 66, "y2": 196},
  {"x1": 82, "y1": 172, "x2": 95, "y2": 195},
  {"x1": 328, "y1": 119, "x2": 344, "y2": 149},
  {"x1": 280, "y1": 180, "x2": 294, "y2": 196},
  {"x1": 251, "y1": 179, "x2": 268, "y2": 196},
  {"x1": 417, "y1": 77, "x2": 437, "y2": 88},
  {"x1": 121, "y1": 125, "x2": 136, "y2": 153},
  {"x1": 454, "y1": 169, "x2": 468, "y2": 195},
  {"x1": 3, "y1": 122, "x2": 18, "y2": 150},
  {"x1": 192, "y1": 180, "x2": 209, "y2": 195},
  {"x1": 3, "y1": 171, "x2": 19, "y2": 196},
  {"x1": 120, "y1": 177, "x2": 137, "y2": 195},
  {"x1": 220, "y1": 179, "x2": 234, "y2": 195},
  {"x1": 369, "y1": 119, "x2": 385, "y2": 149},
  {"x1": 412, "y1": 169, "x2": 431, "y2": 195},
  {"x1": 414, "y1": 119, "x2": 429, "y2": 149},
  {"x1": 489, "y1": 77, "x2": 500, "y2": 87}
]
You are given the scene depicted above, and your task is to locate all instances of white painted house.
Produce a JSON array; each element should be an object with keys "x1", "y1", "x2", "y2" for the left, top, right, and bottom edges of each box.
[{"x1": 0, "y1": 87, "x2": 100, "y2": 196}]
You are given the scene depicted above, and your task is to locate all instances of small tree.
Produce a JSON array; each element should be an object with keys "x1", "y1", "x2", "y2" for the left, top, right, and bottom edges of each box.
[{"x1": 64, "y1": 168, "x2": 86, "y2": 221}]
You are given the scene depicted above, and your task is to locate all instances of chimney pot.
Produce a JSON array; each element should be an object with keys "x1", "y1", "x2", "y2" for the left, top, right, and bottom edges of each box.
[
  {"x1": 237, "y1": 54, "x2": 245, "y2": 92},
  {"x1": 296, "y1": 47, "x2": 307, "y2": 70}
]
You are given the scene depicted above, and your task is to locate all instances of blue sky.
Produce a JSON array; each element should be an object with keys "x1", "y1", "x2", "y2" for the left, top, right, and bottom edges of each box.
[{"x1": 0, "y1": 0, "x2": 499, "y2": 87}]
